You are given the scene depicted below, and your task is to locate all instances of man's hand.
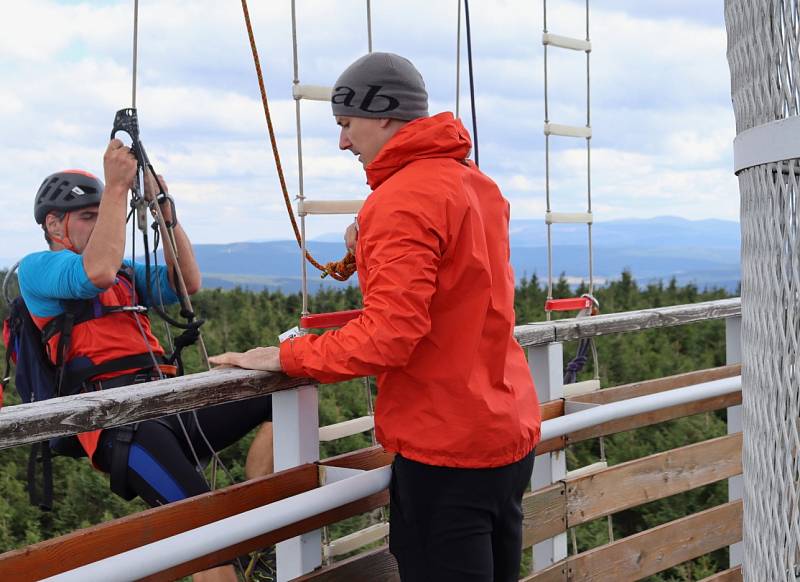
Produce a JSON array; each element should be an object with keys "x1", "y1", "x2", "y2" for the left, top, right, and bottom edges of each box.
[
  {"x1": 209, "y1": 346, "x2": 282, "y2": 372},
  {"x1": 144, "y1": 170, "x2": 168, "y2": 202},
  {"x1": 144, "y1": 172, "x2": 175, "y2": 223},
  {"x1": 103, "y1": 139, "x2": 138, "y2": 193},
  {"x1": 345, "y1": 220, "x2": 358, "y2": 253}
]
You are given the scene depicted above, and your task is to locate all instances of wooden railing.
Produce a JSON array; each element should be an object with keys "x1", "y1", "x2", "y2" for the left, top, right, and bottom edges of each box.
[
  {"x1": 0, "y1": 298, "x2": 741, "y2": 449},
  {"x1": 0, "y1": 298, "x2": 743, "y2": 581}
]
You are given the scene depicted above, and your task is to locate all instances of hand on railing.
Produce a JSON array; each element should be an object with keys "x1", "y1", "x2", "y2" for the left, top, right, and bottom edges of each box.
[{"x1": 209, "y1": 347, "x2": 282, "y2": 372}]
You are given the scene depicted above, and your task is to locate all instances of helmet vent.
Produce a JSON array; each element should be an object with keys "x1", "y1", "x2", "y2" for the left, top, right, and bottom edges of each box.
[{"x1": 48, "y1": 181, "x2": 67, "y2": 201}]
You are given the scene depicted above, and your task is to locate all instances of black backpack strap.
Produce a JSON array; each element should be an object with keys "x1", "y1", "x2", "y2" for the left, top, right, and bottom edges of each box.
[
  {"x1": 54, "y1": 311, "x2": 76, "y2": 397},
  {"x1": 27, "y1": 442, "x2": 54, "y2": 511}
]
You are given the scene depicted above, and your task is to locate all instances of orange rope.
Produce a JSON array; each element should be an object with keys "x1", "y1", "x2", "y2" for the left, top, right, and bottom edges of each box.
[{"x1": 239, "y1": 0, "x2": 357, "y2": 282}]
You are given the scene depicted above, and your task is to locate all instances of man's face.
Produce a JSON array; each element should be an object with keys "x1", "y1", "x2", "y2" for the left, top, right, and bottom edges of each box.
[
  {"x1": 336, "y1": 116, "x2": 390, "y2": 169},
  {"x1": 47, "y1": 205, "x2": 99, "y2": 253}
]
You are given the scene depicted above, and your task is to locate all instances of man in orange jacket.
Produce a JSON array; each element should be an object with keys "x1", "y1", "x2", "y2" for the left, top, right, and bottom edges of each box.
[{"x1": 211, "y1": 52, "x2": 541, "y2": 581}]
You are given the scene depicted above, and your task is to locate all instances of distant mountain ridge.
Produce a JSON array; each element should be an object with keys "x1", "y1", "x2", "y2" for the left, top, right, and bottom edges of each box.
[{"x1": 195, "y1": 217, "x2": 741, "y2": 293}]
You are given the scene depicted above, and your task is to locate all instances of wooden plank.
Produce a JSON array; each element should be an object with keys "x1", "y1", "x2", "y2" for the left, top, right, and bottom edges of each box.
[
  {"x1": 525, "y1": 501, "x2": 742, "y2": 582},
  {"x1": 326, "y1": 522, "x2": 390, "y2": 558},
  {"x1": 570, "y1": 365, "x2": 741, "y2": 406},
  {"x1": 699, "y1": 566, "x2": 743, "y2": 582},
  {"x1": 541, "y1": 399, "x2": 564, "y2": 421},
  {"x1": 298, "y1": 199, "x2": 365, "y2": 215},
  {"x1": 563, "y1": 379, "x2": 601, "y2": 398},
  {"x1": 514, "y1": 298, "x2": 741, "y2": 348},
  {"x1": 146, "y1": 491, "x2": 389, "y2": 581},
  {"x1": 567, "y1": 392, "x2": 741, "y2": 445},
  {"x1": 0, "y1": 368, "x2": 310, "y2": 449},
  {"x1": 520, "y1": 563, "x2": 569, "y2": 582},
  {"x1": 0, "y1": 464, "x2": 320, "y2": 580},
  {"x1": 522, "y1": 483, "x2": 567, "y2": 548},
  {"x1": 320, "y1": 445, "x2": 395, "y2": 470},
  {"x1": 293, "y1": 545, "x2": 399, "y2": 581},
  {"x1": 567, "y1": 434, "x2": 743, "y2": 526},
  {"x1": 537, "y1": 435, "x2": 567, "y2": 455}
]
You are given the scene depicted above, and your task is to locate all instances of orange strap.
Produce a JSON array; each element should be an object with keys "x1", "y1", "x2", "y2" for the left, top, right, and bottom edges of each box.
[
  {"x1": 49, "y1": 212, "x2": 76, "y2": 252},
  {"x1": 239, "y1": 0, "x2": 357, "y2": 282}
]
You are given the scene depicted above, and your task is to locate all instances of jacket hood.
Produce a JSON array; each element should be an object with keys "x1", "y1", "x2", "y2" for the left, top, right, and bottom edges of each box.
[{"x1": 365, "y1": 112, "x2": 472, "y2": 190}]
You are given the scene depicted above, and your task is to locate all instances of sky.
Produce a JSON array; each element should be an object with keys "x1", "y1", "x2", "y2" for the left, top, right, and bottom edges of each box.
[{"x1": 0, "y1": 1, "x2": 738, "y2": 261}]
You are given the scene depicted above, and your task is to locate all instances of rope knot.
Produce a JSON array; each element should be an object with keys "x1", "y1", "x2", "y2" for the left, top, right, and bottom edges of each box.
[{"x1": 320, "y1": 252, "x2": 357, "y2": 282}]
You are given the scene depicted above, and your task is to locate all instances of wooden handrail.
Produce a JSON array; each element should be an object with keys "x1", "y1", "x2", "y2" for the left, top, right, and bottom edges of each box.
[
  {"x1": 0, "y1": 300, "x2": 740, "y2": 450},
  {"x1": 515, "y1": 297, "x2": 740, "y2": 347},
  {"x1": 0, "y1": 368, "x2": 310, "y2": 450}
]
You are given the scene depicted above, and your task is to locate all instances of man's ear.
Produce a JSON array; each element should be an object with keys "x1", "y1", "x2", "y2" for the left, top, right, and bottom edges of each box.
[
  {"x1": 45, "y1": 212, "x2": 63, "y2": 237},
  {"x1": 378, "y1": 118, "x2": 393, "y2": 129}
]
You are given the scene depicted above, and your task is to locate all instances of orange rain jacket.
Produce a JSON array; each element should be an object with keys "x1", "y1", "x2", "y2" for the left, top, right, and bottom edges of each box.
[{"x1": 280, "y1": 112, "x2": 541, "y2": 468}]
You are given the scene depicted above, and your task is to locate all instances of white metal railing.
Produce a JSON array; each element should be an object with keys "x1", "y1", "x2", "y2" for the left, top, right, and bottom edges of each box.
[{"x1": 45, "y1": 374, "x2": 742, "y2": 582}]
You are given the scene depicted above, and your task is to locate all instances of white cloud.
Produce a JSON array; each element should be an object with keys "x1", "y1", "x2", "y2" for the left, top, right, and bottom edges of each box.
[{"x1": 0, "y1": 0, "x2": 742, "y2": 263}]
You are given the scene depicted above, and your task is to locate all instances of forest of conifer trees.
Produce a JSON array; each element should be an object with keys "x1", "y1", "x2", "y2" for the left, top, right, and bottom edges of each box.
[{"x1": 0, "y1": 271, "x2": 735, "y2": 580}]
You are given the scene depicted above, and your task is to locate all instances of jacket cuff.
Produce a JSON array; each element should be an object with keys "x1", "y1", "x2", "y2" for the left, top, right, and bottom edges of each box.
[{"x1": 279, "y1": 339, "x2": 303, "y2": 377}]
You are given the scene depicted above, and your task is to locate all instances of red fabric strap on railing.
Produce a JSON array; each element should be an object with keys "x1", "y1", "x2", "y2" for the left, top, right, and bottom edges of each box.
[
  {"x1": 544, "y1": 297, "x2": 594, "y2": 312},
  {"x1": 299, "y1": 309, "x2": 363, "y2": 330}
]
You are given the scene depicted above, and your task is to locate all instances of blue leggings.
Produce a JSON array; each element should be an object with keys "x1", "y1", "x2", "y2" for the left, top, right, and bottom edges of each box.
[{"x1": 93, "y1": 395, "x2": 272, "y2": 506}]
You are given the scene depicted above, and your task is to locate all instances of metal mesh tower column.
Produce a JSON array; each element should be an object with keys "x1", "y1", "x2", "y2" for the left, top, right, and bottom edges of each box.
[{"x1": 726, "y1": 1, "x2": 800, "y2": 579}]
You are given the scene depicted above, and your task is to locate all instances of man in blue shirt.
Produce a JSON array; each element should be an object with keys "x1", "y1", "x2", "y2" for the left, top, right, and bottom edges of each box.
[{"x1": 19, "y1": 139, "x2": 272, "y2": 582}]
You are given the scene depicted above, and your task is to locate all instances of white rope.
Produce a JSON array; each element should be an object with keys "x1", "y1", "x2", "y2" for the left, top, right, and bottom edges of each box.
[
  {"x1": 366, "y1": 0, "x2": 373, "y2": 52},
  {"x1": 131, "y1": 0, "x2": 139, "y2": 107},
  {"x1": 455, "y1": 0, "x2": 461, "y2": 118},
  {"x1": 290, "y1": 0, "x2": 309, "y2": 316}
]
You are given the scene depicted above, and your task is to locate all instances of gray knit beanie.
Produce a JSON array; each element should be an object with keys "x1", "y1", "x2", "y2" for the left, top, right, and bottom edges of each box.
[{"x1": 331, "y1": 52, "x2": 429, "y2": 121}]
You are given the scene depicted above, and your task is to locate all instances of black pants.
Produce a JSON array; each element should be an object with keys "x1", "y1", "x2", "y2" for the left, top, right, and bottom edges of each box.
[
  {"x1": 389, "y1": 449, "x2": 535, "y2": 582},
  {"x1": 94, "y1": 395, "x2": 272, "y2": 507}
]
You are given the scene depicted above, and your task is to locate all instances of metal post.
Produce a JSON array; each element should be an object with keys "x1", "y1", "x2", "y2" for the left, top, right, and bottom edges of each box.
[
  {"x1": 726, "y1": 315, "x2": 743, "y2": 568},
  {"x1": 273, "y1": 385, "x2": 322, "y2": 580},
  {"x1": 529, "y1": 342, "x2": 567, "y2": 571}
]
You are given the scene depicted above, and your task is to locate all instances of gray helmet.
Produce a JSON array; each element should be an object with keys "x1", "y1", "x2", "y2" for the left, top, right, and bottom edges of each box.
[{"x1": 34, "y1": 170, "x2": 104, "y2": 224}]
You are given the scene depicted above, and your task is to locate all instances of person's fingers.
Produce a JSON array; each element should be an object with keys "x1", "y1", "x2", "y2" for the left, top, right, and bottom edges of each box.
[
  {"x1": 156, "y1": 174, "x2": 168, "y2": 192},
  {"x1": 209, "y1": 352, "x2": 242, "y2": 367}
]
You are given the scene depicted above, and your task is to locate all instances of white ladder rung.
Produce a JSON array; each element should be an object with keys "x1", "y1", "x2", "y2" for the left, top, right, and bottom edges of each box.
[
  {"x1": 319, "y1": 415, "x2": 375, "y2": 442},
  {"x1": 542, "y1": 33, "x2": 591, "y2": 52},
  {"x1": 546, "y1": 211, "x2": 593, "y2": 225},
  {"x1": 544, "y1": 123, "x2": 592, "y2": 138},
  {"x1": 566, "y1": 461, "x2": 608, "y2": 480},
  {"x1": 292, "y1": 84, "x2": 332, "y2": 102},
  {"x1": 563, "y1": 379, "x2": 601, "y2": 398},
  {"x1": 297, "y1": 199, "x2": 364, "y2": 216},
  {"x1": 324, "y1": 522, "x2": 390, "y2": 558}
]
